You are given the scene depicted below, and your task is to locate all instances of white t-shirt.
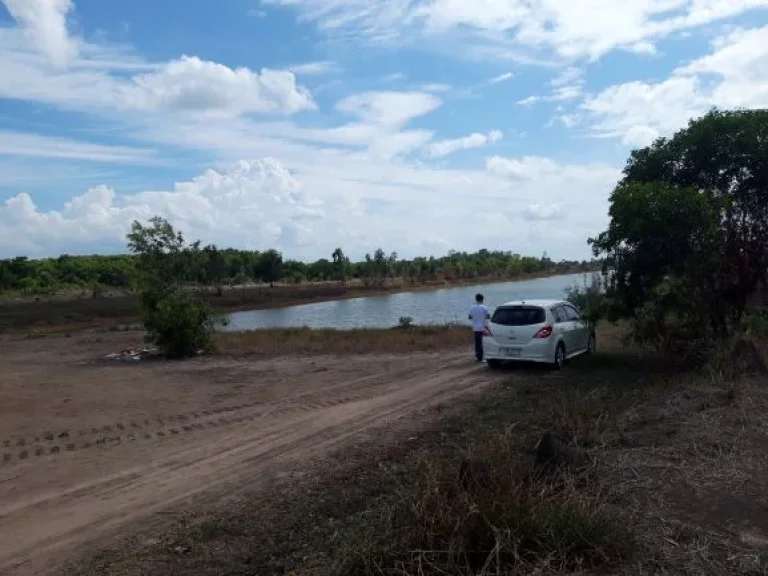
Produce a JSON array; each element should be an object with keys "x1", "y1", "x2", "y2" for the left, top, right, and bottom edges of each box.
[{"x1": 469, "y1": 304, "x2": 489, "y2": 332}]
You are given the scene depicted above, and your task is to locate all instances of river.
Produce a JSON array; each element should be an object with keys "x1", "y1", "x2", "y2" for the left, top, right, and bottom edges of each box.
[{"x1": 222, "y1": 273, "x2": 593, "y2": 331}]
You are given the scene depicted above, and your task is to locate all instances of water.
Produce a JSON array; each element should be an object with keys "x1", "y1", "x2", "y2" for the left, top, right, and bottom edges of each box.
[{"x1": 222, "y1": 273, "x2": 590, "y2": 331}]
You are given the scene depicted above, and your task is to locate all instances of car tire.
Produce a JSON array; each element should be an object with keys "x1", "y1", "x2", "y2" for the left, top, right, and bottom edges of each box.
[
  {"x1": 487, "y1": 359, "x2": 502, "y2": 369},
  {"x1": 586, "y1": 332, "x2": 596, "y2": 354},
  {"x1": 553, "y1": 342, "x2": 566, "y2": 370}
]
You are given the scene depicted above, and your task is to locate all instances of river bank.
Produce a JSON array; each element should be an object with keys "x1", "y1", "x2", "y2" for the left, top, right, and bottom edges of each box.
[{"x1": 0, "y1": 269, "x2": 597, "y2": 333}]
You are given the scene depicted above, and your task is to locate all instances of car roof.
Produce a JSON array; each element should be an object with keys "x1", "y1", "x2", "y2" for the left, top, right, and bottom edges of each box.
[{"x1": 496, "y1": 299, "x2": 566, "y2": 308}]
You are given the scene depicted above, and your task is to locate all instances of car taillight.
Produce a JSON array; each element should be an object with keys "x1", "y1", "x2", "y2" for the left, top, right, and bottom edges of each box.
[
  {"x1": 483, "y1": 326, "x2": 492, "y2": 336},
  {"x1": 534, "y1": 325, "x2": 553, "y2": 339}
]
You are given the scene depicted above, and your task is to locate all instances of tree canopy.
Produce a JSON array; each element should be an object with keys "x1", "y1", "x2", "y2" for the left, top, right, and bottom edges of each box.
[{"x1": 590, "y1": 108, "x2": 768, "y2": 344}]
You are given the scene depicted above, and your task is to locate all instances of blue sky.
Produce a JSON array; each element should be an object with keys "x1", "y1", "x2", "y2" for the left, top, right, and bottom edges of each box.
[{"x1": 1, "y1": 0, "x2": 767, "y2": 261}]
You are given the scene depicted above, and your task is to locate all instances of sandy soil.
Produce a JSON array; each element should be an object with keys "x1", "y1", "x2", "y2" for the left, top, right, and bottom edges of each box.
[{"x1": 0, "y1": 332, "x2": 498, "y2": 576}]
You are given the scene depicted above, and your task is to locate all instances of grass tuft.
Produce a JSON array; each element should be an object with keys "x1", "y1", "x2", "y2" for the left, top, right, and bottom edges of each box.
[{"x1": 337, "y1": 439, "x2": 635, "y2": 576}]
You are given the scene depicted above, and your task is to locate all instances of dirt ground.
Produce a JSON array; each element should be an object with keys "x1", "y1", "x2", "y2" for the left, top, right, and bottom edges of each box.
[{"x1": 0, "y1": 331, "x2": 500, "y2": 576}]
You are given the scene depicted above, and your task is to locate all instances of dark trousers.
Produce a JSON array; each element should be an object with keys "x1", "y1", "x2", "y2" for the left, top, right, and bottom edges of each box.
[{"x1": 473, "y1": 331, "x2": 484, "y2": 361}]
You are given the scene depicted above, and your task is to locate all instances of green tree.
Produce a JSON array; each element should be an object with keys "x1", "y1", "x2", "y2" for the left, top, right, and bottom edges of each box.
[
  {"x1": 258, "y1": 249, "x2": 283, "y2": 287},
  {"x1": 332, "y1": 247, "x2": 349, "y2": 285},
  {"x1": 590, "y1": 108, "x2": 768, "y2": 345},
  {"x1": 127, "y1": 217, "x2": 215, "y2": 358}
]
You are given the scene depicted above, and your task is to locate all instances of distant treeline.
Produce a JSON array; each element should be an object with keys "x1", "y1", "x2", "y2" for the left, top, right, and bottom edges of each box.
[{"x1": 0, "y1": 247, "x2": 599, "y2": 296}]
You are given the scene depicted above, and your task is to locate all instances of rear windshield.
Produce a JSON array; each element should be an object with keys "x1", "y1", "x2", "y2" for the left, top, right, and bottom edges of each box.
[{"x1": 491, "y1": 306, "x2": 546, "y2": 326}]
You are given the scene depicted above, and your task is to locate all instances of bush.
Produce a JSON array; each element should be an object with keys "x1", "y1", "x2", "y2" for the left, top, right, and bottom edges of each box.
[
  {"x1": 398, "y1": 316, "x2": 414, "y2": 328},
  {"x1": 141, "y1": 288, "x2": 215, "y2": 358},
  {"x1": 127, "y1": 216, "x2": 217, "y2": 358},
  {"x1": 564, "y1": 273, "x2": 607, "y2": 326}
]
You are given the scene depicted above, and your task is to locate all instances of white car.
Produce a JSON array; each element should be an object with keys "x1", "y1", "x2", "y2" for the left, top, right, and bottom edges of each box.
[{"x1": 482, "y1": 299, "x2": 595, "y2": 369}]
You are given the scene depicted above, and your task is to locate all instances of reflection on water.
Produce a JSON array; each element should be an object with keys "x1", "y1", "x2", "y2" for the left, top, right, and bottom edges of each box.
[{"x1": 222, "y1": 273, "x2": 589, "y2": 331}]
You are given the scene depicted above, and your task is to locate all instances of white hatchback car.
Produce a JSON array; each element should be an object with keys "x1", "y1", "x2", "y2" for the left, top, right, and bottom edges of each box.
[{"x1": 482, "y1": 299, "x2": 595, "y2": 369}]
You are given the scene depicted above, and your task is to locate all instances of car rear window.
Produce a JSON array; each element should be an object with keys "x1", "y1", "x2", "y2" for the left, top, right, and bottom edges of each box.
[{"x1": 491, "y1": 306, "x2": 546, "y2": 326}]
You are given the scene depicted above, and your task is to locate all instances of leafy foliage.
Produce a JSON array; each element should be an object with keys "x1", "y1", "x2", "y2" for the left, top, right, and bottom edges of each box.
[
  {"x1": 127, "y1": 217, "x2": 215, "y2": 358},
  {"x1": 564, "y1": 273, "x2": 607, "y2": 326},
  {"x1": 590, "y1": 108, "x2": 768, "y2": 348}
]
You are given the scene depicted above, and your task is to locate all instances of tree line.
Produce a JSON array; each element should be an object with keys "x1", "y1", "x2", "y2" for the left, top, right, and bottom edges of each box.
[{"x1": 0, "y1": 245, "x2": 597, "y2": 296}]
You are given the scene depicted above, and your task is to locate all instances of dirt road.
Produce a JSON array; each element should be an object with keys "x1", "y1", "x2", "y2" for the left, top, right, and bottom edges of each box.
[{"x1": 0, "y1": 333, "x2": 496, "y2": 575}]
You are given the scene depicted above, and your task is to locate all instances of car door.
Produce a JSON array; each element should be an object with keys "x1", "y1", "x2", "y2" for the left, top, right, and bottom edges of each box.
[
  {"x1": 563, "y1": 304, "x2": 588, "y2": 352},
  {"x1": 552, "y1": 304, "x2": 576, "y2": 352}
]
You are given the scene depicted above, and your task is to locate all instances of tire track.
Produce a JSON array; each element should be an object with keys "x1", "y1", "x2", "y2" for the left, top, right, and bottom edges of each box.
[
  {"x1": 0, "y1": 359, "x2": 468, "y2": 466},
  {"x1": 0, "y1": 359, "x2": 489, "y2": 576}
]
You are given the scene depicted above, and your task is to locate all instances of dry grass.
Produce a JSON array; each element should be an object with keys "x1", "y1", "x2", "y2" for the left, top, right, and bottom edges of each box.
[{"x1": 214, "y1": 325, "x2": 470, "y2": 357}]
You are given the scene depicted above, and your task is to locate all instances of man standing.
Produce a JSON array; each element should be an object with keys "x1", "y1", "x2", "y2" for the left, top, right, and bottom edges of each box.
[{"x1": 468, "y1": 293, "x2": 489, "y2": 363}]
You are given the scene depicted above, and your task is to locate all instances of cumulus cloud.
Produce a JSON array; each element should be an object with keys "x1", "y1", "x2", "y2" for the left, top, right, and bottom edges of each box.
[
  {"x1": 0, "y1": 154, "x2": 621, "y2": 260},
  {"x1": 424, "y1": 130, "x2": 503, "y2": 158},
  {"x1": 0, "y1": 159, "x2": 334, "y2": 257},
  {"x1": 127, "y1": 56, "x2": 316, "y2": 115},
  {"x1": 0, "y1": 30, "x2": 316, "y2": 117},
  {"x1": 1, "y1": 0, "x2": 78, "y2": 66},
  {"x1": 581, "y1": 25, "x2": 768, "y2": 146}
]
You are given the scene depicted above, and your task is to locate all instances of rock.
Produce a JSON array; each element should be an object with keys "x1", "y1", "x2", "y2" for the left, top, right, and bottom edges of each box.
[{"x1": 534, "y1": 433, "x2": 589, "y2": 471}]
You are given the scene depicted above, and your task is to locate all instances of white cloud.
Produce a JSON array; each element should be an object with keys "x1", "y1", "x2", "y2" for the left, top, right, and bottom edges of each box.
[
  {"x1": 418, "y1": 82, "x2": 452, "y2": 93},
  {"x1": 1, "y1": 154, "x2": 620, "y2": 260},
  {"x1": 517, "y1": 95, "x2": 540, "y2": 106},
  {"x1": 0, "y1": 0, "x2": 640, "y2": 260},
  {"x1": 523, "y1": 203, "x2": 564, "y2": 221},
  {"x1": 263, "y1": 0, "x2": 768, "y2": 62},
  {"x1": 287, "y1": 60, "x2": 341, "y2": 75},
  {"x1": 581, "y1": 25, "x2": 768, "y2": 146},
  {"x1": 424, "y1": 130, "x2": 503, "y2": 158},
  {"x1": 0, "y1": 131, "x2": 158, "y2": 164},
  {"x1": 0, "y1": 30, "x2": 316, "y2": 117},
  {"x1": 486, "y1": 155, "x2": 560, "y2": 179},
  {"x1": 488, "y1": 72, "x2": 514, "y2": 84},
  {"x1": 335, "y1": 90, "x2": 441, "y2": 126},
  {"x1": 550, "y1": 67, "x2": 583, "y2": 87},
  {"x1": 127, "y1": 56, "x2": 316, "y2": 116},
  {"x1": 1, "y1": 0, "x2": 77, "y2": 66}
]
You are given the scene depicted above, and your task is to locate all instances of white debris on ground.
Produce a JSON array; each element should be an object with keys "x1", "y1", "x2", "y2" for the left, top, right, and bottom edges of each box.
[{"x1": 104, "y1": 348, "x2": 158, "y2": 362}]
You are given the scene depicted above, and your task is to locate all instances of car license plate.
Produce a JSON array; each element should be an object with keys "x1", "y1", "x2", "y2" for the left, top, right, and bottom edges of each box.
[{"x1": 503, "y1": 348, "x2": 521, "y2": 358}]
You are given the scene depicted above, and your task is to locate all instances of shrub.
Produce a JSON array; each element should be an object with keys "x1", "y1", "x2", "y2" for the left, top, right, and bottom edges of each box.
[
  {"x1": 141, "y1": 287, "x2": 216, "y2": 358},
  {"x1": 564, "y1": 273, "x2": 607, "y2": 326},
  {"x1": 127, "y1": 216, "x2": 217, "y2": 358},
  {"x1": 398, "y1": 316, "x2": 414, "y2": 329}
]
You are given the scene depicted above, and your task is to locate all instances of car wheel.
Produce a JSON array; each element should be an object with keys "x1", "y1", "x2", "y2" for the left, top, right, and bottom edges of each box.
[
  {"x1": 586, "y1": 333, "x2": 596, "y2": 354},
  {"x1": 487, "y1": 359, "x2": 502, "y2": 369},
  {"x1": 553, "y1": 343, "x2": 566, "y2": 370}
]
